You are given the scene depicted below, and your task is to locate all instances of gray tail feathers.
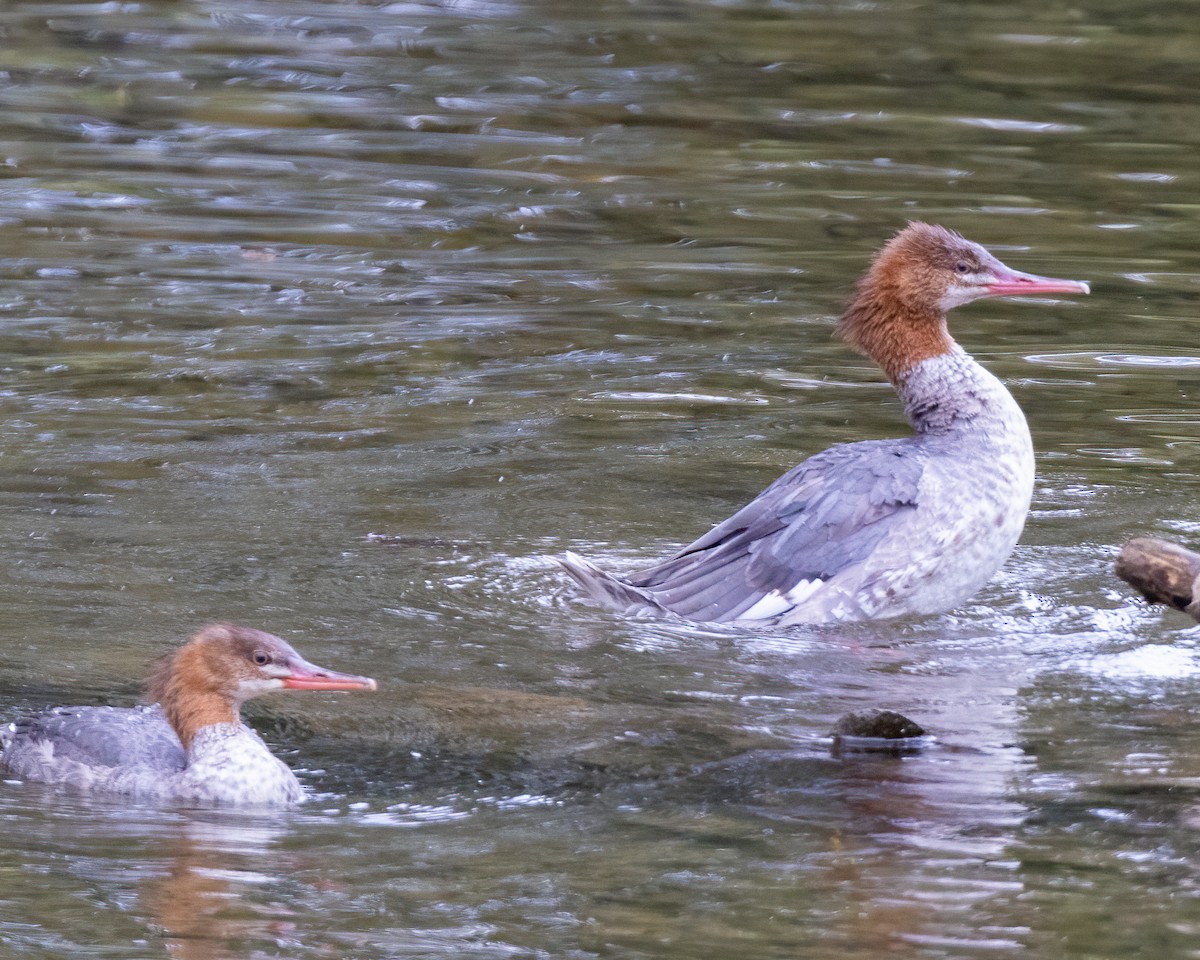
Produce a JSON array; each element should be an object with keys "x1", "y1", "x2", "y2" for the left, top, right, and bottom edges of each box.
[{"x1": 556, "y1": 552, "x2": 670, "y2": 617}]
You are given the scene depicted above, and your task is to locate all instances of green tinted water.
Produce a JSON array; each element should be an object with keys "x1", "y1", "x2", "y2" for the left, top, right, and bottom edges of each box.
[{"x1": 0, "y1": 1, "x2": 1198, "y2": 957}]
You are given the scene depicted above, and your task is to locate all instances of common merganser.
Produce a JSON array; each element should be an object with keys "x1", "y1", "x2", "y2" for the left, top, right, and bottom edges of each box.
[
  {"x1": 558, "y1": 222, "x2": 1090, "y2": 625},
  {"x1": 0, "y1": 623, "x2": 376, "y2": 806}
]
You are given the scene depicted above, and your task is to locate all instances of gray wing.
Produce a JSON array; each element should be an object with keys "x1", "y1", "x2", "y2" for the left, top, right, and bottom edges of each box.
[
  {"x1": 627, "y1": 439, "x2": 925, "y2": 621},
  {"x1": 5, "y1": 705, "x2": 185, "y2": 773}
]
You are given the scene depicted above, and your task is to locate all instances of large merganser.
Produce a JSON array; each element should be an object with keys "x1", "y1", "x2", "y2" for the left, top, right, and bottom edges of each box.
[
  {"x1": 0, "y1": 623, "x2": 376, "y2": 806},
  {"x1": 559, "y1": 222, "x2": 1090, "y2": 625}
]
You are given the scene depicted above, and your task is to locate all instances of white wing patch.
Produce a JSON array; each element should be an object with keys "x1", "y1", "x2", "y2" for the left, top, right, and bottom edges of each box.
[{"x1": 739, "y1": 579, "x2": 825, "y2": 620}]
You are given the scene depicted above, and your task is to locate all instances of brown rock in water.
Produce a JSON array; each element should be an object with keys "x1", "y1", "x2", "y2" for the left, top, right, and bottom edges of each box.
[
  {"x1": 1115, "y1": 536, "x2": 1200, "y2": 622},
  {"x1": 830, "y1": 709, "x2": 927, "y2": 757},
  {"x1": 830, "y1": 705, "x2": 921, "y2": 758},
  {"x1": 831, "y1": 709, "x2": 926, "y2": 739}
]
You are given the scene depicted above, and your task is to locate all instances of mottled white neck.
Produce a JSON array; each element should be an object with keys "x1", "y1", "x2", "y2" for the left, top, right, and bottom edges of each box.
[
  {"x1": 896, "y1": 349, "x2": 1028, "y2": 440},
  {"x1": 180, "y1": 723, "x2": 305, "y2": 806}
]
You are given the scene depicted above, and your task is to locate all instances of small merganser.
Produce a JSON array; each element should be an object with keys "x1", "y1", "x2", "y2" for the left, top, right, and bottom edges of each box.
[
  {"x1": 0, "y1": 623, "x2": 376, "y2": 806},
  {"x1": 559, "y1": 222, "x2": 1090, "y2": 625}
]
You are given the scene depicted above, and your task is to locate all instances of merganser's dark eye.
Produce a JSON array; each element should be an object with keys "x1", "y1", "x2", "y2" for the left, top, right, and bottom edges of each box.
[
  {"x1": 253, "y1": 651, "x2": 270, "y2": 666},
  {"x1": 955, "y1": 262, "x2": 970, "y2": 274}
]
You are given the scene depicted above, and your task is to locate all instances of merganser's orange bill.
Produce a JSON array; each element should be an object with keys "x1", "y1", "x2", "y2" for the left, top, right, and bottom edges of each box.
[
  {"x1": 986, "y1": 267, "x2": 1090, "y2": 298},
  {"x1": 282, "y1": 658, "x2": 377, "y2": 692}
]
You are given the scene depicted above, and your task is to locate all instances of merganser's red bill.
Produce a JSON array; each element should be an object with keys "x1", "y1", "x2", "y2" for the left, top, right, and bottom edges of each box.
[
  {"x1": 986, "y1": 267, "x2": 1090, "y2": 298},
  {"x1": 282, "y1": 657, "x2": 378, "y2": 692}
]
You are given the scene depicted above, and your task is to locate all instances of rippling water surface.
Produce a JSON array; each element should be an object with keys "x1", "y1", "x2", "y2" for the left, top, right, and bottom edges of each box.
[{"x1": 1, "y1": 1, "x2": 1200, "y2": 957}]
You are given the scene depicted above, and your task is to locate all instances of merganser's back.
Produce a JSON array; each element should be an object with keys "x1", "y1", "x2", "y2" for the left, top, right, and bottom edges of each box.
[
  {"x1": 558, "y1": 222, "x2": 1090, "y2": 625},
  {"x1": 0, "y1": 623, "x2": 376, "y2": 806}
]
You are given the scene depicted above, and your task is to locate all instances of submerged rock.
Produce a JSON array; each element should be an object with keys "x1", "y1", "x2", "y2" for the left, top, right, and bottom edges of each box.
[{"x1": 830, "y1": 709, "x2": 927, "y2": 757}]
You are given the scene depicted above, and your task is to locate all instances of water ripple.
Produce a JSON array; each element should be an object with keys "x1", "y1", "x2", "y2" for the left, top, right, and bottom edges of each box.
[{"x1": 1027, "y1": 352, "x2": 1200, "y2": 369}]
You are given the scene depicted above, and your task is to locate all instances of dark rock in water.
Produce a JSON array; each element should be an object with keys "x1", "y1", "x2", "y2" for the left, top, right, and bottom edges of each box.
[
  {"x1": 830, "y1": 709, "x2": 927, "y2": 757},
  {"x1": 832, "y1": 709, "x2": 926, "y2": 739}
]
